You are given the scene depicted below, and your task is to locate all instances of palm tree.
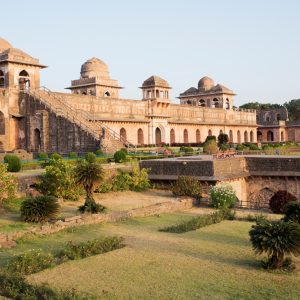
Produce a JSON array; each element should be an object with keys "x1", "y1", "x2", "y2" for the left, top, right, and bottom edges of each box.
[
  {"x1": 74, "y1": 155, "x2": 105, "y2": 213},
  {"x1": 249, "y1": 220, "x2": 300, "y2": 269}
]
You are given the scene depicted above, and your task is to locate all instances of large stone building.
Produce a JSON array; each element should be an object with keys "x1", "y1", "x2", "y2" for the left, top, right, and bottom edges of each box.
[
  {"x1": 0, "y1": 37, "x2": 257, "y2": 154},
  {"x1": 256, "y1": 107, "x2": 300, "y2": 142}
]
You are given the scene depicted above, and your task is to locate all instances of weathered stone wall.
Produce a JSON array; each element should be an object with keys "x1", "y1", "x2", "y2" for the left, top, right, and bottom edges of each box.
[{"x1": 0, "y1": 197, "x2": 194, "y2": 248}]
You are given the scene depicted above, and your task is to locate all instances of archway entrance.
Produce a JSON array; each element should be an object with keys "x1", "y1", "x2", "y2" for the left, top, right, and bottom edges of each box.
[
  {"x1": 183, "y1": 129, "x2": 188, "y2": 144},
  {"x1": 137, "y1": 128, "x2": 144, "y2": 145},
  {"x1": 257, "y1": 131, "x2": 262, "y2": 142},
  {"x1": 34, "y1": 128, "x2": 41, "y2": 152},
  {"x1": 267, "y1": 130, "x2": 274, "y2": 142},
  {"x1": 170, "y1": 129, "x2": 175, "y2": 145},
  {"x1": 155, "y1": 127, "x2": 162, "y2": 145},
  {"x1": 19, "y1": 70, "x2": 30, "y2": 90},
  {"x1": 120, "y1": 128, "x2": 127, "y2": 141}
]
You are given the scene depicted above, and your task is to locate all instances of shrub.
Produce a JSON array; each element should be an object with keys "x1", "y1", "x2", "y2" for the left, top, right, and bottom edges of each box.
[
  {"x1": 85, "y1": 152, "x2": 96, "y2": 163},
  {"x1": 6, "y1": 249, "x2": 55, "y2": 275},
  {"x1": 20, "y1": 195, "x2": 60, "y2": 223},
  {"x1": 269, "y1": 190, "x2": 297, "y2": 214},
  {"x1": 114, "y1": 150, "x2": 127, "y2": 163},
  {"x1": 236, "y1": 144, "x2": 245, "y2": 151},
  {"x1": 0, "y1": 270, "x2": 92, "y2": 299},
  {"x1": 68, "y1": 152, "x2": 78, "y2": 158},
  {"x1": 120, "y1": 147, "x2": 128, "y2": 154},
  {"x1": 97, "y1": 182, "x2": 113, "y2": 193},
  {"x1": 38, "y1": 152, "x2": 48, "y2": 161},
  {"x1": 58, "y1": 236, "x2": 125, "y2": 260},
  {"x1": 171, "y1": 176, "x2": 202, "y2": 200},
  {"x1": 203, "y1": 140, "x2": 218, "y2": 154},
  {"x1": 217, "y1": 133, "x2": 229, "y2": 147},
  {"x1": 112, "y1": 170, "x2": 133, "y2": 191},
  {"x1": 160, "y1": 208, "x2": 234, "y2": 233},
  {"x1": 209, "y1": 184, "x2": 237, "y2": 209},
  {"x1": 283, "y1": 201, "x2": 300, "y2": 224},
  {"x1": 95, "y1": 149, "x2": 104, "y2": 156},
  {"x1": 179, "y1": 146, "x2": 193, "y2": 153},
  {"x1": 78, "y1": 196, "x2": 106, "y2": 213},
  {"x1": 0, "y1": 163, "x2": 16, "y2": 207},
  {"x1": 4, "y1": 155, "x2": 21, "y2": 172},
  {"x1": 249, "y1": 220, "x2": 300, "y2": 269},
  {"x1": 50, "y1": 153, "x2": 62, "y2": 160},
  {"x1": 36, "y1": 158, "x2": 82, "y2": 201}
]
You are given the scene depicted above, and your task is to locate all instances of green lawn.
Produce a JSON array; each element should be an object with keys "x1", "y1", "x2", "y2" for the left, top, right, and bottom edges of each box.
[{"x1": 0, "y1": 213, "x2": 298, "y2": 299}]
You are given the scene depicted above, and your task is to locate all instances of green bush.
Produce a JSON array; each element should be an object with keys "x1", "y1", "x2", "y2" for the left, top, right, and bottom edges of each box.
[
  {"x1": 68, "y1": 152, "x2": 78, "y2": 159},
  {"x1": 120, "y1": 148, "x2": 128, "y2": 154},
  {"x1": 20, "y1": 195, "x2": 60, "y2": 223},
  {"x1": 78, "y1": 196, "x2": 106, "y2": 213},
  {"x1": 6, "y1": 249, "x2": 55, "y2": 275},
  {"x1": 58, "y1": 236, "x2": 125, "y2": 260},
  {"x1": 38, "y1": 152, "x2": 48, "y2": 161},
  {"x1": 0, "y1": 163, "x2": 16, "y2": 206},
  {"x1": 114, "y1": 150, "x2": 127, "y2": 163},
  {"x1": 159, "y1": 209, "x2": 234, "y2": 233},
  {"x1": 112, "y1": 170, "x2": 133, "y2": 191},
  {"x1": 0, "y1": 270, "x2": 92, "y2": 299},
  {"x1": 85, "y1": 152, "x2": 96, "y2": 163},
  {"x1": 4, "y1": 155, "x2": 21, "y2": 172},
  {"x1": 171, "y1": 176, "x2": 202, "y2": 200},
  {"x1": 203, "y1": 140, "x2": 219, "y2": 154},
  {"x1": 210, "y1": 184, "x2": 237, "y2": 209},
  {"x1": 283, "y1": 201, "x2": 300, "y2": 224},
  {"x1": 235, "y1": 144, "x2": 245, "y2": 151},
  {"x1": 217, "y1": 133, "x2": 229, "y2": 147},
  {"x1": 249, "y1": 220, "x2": 300, "y2": 269},
  {"x1": 50, "y1": 153, "x2": 62, "y2": 160},
  {"x1": 36, "y1": 158, "x2": 82, "y2": 201},
  {"x1": 179, "y1": 146, "x2": 193, "y2": 153},
  {"x1": 95, "y1": 149, "x2": 104, "y2": 156},
  {"x1": 97, "y1": 182, "x2": 113, "y2": 193},
  {"x1": 269, "y1": 190, "x2": 297, "y2": 214}
]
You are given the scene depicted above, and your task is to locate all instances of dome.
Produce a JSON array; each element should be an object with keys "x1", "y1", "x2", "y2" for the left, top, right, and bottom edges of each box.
[
  {"x1": 198, "y1": 76, "x2": 214, "y2": 91},
  {"x1": 80, "y1": 57, "x2": 109, "y2": 79},
  {"x1": 142, "y1": 75, "x2": 170, "y2": 88},
  {"x1": 0, "y1": 37, "x2": 12, "y2": 52}
]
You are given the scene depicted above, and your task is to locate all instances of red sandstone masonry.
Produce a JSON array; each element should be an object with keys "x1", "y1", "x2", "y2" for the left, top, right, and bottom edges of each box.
[{"x1": 0, "y1": 197, "x2": 195, "y2": 249}]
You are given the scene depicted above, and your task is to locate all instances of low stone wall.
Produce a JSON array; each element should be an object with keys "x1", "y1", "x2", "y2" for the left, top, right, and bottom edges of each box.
[{"x1": 0, "y1": 197, "x2": 195, "y2": 249}]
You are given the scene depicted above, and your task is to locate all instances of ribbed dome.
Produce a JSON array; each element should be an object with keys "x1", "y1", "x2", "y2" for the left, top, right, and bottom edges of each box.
[
  {"x1": 80, "y1": 57, "x2": 109, "y2": 78},
  {"x1": 0, "y1": 37, "x2": 12, "y2": 51},
  {"x1": 198, "y1": 76, "x2": 214, "y2": 91}
]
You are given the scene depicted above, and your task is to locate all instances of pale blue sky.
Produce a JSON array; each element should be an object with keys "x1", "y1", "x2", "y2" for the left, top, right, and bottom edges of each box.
[{"x1": 1, "y1": 0, "x2": 300, "y2": 105}]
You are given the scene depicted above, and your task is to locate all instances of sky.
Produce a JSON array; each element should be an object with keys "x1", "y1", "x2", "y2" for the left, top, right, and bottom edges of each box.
[{"x1": 1, "y1": 0, "x2": 300, "y2": 106}]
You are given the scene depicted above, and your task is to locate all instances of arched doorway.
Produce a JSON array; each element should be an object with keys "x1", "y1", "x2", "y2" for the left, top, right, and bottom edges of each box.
[
  {"x1": 34, "y1": 128, "x2": 41, "y2": 151},
  {"x1": 120, "y1": 128, "x2": 127, "y2": 141},
  {"x1": 0, "y1": 70, "x2": 4, "y2": 88},
  {"x1": 237, "y1": 130, "x2": 241, "y2": 143},
  {"x1": 244, "y1": 131, "x2": 248, "y2": 143},
  {"x1": 208, "y1": 129, "x2": 212, "y2": 136},
  {"x1": 267, "y1": 130, "x2": 274, "y2": 142},
  {"x1": 229, "y1": 130, "x2": 233, "y2": 143},
  {"x1": 170, "y1": 129, "x2": 175, "y2": 145},
  {"x1": 155, "y1": 127, "x2": 162, "y2": 145},
  {"x1": 281, "y1": 131, "x2": 284, "y2": 142},
  {"x1": 0, "y1": 111, "x2": 5, "y2": 135},
  {"x1": 257, "y1": 131, "x2": 262, "y2": 142},
  {"x1": 137, "y1": 128, "x2": 144, "y2": 145},
  {"x1": 250, "y1": 131, "x2": 254, "y2": 142},
  {"x1": 183, "y1": 129, "x2": 188, "y2": 144},
  {"x1": 19, "y1": 70, "x2": 30, "y2": 90},
  {"x1": 196, "y1": 129, "x2": 200, "y2": 143}
]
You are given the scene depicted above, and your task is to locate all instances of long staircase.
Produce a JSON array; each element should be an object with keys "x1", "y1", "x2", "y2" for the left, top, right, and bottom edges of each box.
[{"x1": 24, "y1": 87, "x2": 136, "y2": 153}]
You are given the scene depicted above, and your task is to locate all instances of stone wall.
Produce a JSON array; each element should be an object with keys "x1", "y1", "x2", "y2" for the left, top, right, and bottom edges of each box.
[{"x1": 0, "y1": 197, "x2": 195, "y2": 248}]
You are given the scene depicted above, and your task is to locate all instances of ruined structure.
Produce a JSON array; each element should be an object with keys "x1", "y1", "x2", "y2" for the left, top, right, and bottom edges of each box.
[
  {"x1": 0, "y1": 37, "x2": 258, "y2": 154},
  {"x1": 257, "y1": 107, "x2": 300, "y2": 142},
  {"x1": 141, "y1": 155, "x2": 300, "y2": 209}
]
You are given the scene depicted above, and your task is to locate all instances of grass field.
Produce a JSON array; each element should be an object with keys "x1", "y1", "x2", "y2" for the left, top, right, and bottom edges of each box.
[{"x1": 0, "y1": 211, "x2": 298, "y2": 299}]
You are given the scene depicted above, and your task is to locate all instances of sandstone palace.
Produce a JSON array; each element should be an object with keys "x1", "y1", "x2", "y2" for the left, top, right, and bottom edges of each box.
[{"x1": 0, "y1": 37, "x2": 290, "y2": 154}]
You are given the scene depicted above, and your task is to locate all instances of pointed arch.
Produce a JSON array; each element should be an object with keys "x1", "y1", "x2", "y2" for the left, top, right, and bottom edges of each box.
[
  {"x1": 170, "y1": 128, "x2": 175, "y2": 145},
  {"x1": 229, "y1": 130, "x2": 233, "y2": 143},
  {"x1": 244, "y1": 131, "x2": 248, "y2": 143},
  {"x1": 183, "y1": 129, "x2": 188, "y2": 144},
  {"x1": 155, "y1": 127, "x2": 162, "y2": 145},
  {"x1": 250, "y1": 130, "x2": 254, "y2": 142},
  {"x1": 196, "y1": 129, "x2": 201, "y2": 143},
  {"x1": 137, "y1": 128, "x2": 144, "y2": 145},
  {"x1": 237, "y1": 130, "x2": 241, "y2": 143},
  {"x1": 0, "y1": 111, "x2": 5, "y2": 135},
  {"x1": 120, "y1": 127, "x2": 127, "y2": 141}
]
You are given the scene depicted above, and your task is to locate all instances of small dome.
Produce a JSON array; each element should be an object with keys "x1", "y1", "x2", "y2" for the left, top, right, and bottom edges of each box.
[
  {"x1": 198, "y1": 76, "x2": 214, "y2": 91},
  {"x1": 0, "y1": 37, "x2": 12, "y2": 51},
  {"x1": 142, "y1": 75, "x2": 170, "y2": 88},
  {"x1": 80, "y1": 57, "x2": 109, "y2": 78}
]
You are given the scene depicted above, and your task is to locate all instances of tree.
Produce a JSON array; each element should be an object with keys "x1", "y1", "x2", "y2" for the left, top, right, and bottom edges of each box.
[
  {"x1": 0, "y1": 163, "x2": 16, "y2": 209},
  {"x1": 239, "y1": 102, "x2": 282, "y2": 110},
  {"x1": 36, "y1": 158, "x2": 81, "y2": 201},
  {"x1": 203, "y1": 139, "x2": 218, "y2": 154},
  {"x1": 249, "y1": 220, "x2": 300, "y2": 269},
  {"x1": 217, "y1": 133, "x2": 229, "y2": 148},
  {"x1": 284, "y1": 99, "x2": 300, "y2": 121},
  {"x1": 74, "y1": 157, "x2": 105, "y2": 213}
]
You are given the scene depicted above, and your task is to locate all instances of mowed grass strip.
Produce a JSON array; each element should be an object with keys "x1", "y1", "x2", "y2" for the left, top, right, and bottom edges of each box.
[{"x1": 18, "y1": 215, "x2": 300, "y2": 300}]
